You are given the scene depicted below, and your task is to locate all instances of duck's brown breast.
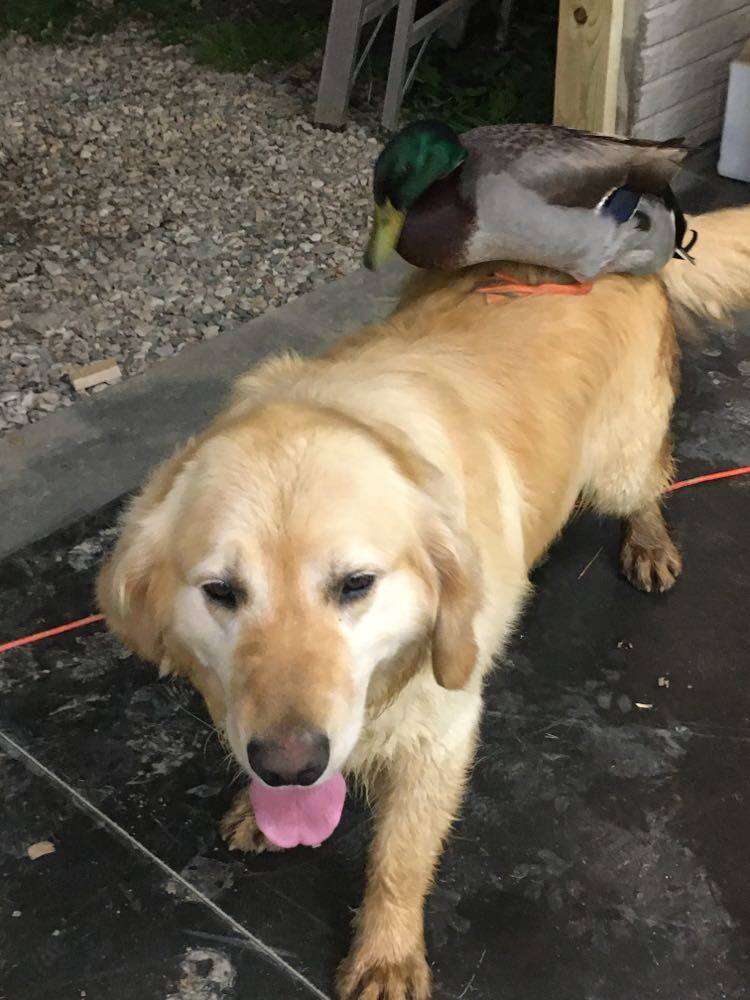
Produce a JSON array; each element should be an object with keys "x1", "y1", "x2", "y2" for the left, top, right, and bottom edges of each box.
[{"x1": 398, "y1": 174, "x2": 475, "y2": 270}]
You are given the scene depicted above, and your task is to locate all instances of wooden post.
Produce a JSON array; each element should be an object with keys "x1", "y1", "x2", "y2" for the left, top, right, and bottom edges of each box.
[
  {"x1": 554, "y1": 0, "x2": 626, "y2": 133},
  {"x1": 382, "y1": 0, "x2": 419, "y2": 131},
  {"x1": 315, "y1": 0, "x2": 368, "y2": 128}
]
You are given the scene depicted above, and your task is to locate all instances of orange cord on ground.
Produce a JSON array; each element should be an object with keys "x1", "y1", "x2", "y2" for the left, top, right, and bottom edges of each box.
[
  {"x1": 0, "y1": 613, "x2": 104, "y2": 655},
  {"x1": 665, "y1": 465, "x2": 750, "y2": 493},
  {"x1": 476, "y1": 271, "x2": 595, "y2": 302},
  {"x1": 1, "y1": 466, "x2": 748, "y2": 655}
]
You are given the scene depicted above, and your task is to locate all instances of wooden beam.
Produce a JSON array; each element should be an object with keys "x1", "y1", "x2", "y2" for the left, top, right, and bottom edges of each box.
[
  {"x1": 410, "y1": 0, "x2": 474, "y2": 45},
  {"x1": 554, "y1": 0, "x2": 627, "y2": 133},
  {"x1": 315, "y1": 0, "x2": 368, "y2": 128}
]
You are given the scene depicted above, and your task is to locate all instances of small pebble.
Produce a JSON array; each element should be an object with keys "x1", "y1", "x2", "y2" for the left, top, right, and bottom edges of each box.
[
  {"x1": 617, "y1": 694, "x2": 632, "y2": 714},
  {"x1": 27, "y1": 840, "x2": 56, "y2": 860}
]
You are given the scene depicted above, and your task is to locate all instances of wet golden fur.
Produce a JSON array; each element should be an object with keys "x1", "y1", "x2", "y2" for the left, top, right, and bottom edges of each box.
[{"x1": 98, "y1": 206, "x2": 750, "y2": 999}]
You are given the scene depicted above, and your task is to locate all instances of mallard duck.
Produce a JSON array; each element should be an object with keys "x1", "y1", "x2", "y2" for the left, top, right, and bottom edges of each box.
[{"x1": 364, "y1": 120, "x2": 696, "y2": 282}]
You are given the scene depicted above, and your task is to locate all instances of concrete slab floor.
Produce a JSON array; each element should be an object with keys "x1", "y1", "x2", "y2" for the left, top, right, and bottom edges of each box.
[
  {"x1": 1, "y1": 306, "x2": 749, "y2": 994},
  {"x1": 0, "y1": 157, "x2": 749, "y2": 999}
]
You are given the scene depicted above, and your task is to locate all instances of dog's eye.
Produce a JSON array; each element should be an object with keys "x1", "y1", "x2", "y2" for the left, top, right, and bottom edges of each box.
[
  {"x1": 339, "y1": 573, "x2": 376, "y2": 604},
  {"x1": 202, "y1": 580, "x2": 240, "y2": 609}
]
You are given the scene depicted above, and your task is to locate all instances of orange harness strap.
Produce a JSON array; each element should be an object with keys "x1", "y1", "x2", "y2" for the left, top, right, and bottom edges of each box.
[{"x1": 476, "y1": 271, "x2": 594, "y2": 302}]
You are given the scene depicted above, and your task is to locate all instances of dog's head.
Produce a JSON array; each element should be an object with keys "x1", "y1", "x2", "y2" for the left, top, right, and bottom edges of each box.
[{"x1": 97, "y1": 402, "x2": 481, "y2": 786}]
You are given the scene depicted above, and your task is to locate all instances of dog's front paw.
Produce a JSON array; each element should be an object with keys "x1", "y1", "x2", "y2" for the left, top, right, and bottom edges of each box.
[
  {"x1": 219, "y1": 789, "x2": 283, "y2": 854},
  {"x1": 336, "y1": 949, "x2": 431, "y2": 1000}
]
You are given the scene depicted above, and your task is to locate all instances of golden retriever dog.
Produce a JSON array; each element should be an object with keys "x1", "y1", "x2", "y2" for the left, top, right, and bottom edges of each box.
[{"x1": 98, "y1": 206, "x2": 750, "y2": 999}]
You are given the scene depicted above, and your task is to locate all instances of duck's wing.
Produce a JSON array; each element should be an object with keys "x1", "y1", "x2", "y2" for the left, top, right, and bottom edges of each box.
[{"x1": 459, "y1": 124, "x2": 688, "y2": 210}]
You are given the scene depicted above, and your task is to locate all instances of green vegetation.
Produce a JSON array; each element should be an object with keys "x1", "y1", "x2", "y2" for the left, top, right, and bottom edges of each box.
[
  {"x1": 0, "y1": 1, "x2": 325, "y2": 70},
  {"x1": 1, "y1": 0, "x2": 100, "y2": 41},
  {"x1": 0, "y1": 0, "x2": 557, "y2": 128},
  {"x1": 192, "y1": 16, "x2": 324, "y2": 74},
  {"x1": 401, "y1": 2, "x2": 557, "y2": 129}
]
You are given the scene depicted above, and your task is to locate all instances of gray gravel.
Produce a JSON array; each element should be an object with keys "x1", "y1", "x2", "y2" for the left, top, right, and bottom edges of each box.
[{"x1": 0, "y1": 27, "x2": 377, "y2": 434}]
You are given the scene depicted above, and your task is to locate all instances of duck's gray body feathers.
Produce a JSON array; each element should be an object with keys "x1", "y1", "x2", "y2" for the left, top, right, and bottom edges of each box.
[{"x1": 458, "y1": 124, "x2": 688, "y2": 279}]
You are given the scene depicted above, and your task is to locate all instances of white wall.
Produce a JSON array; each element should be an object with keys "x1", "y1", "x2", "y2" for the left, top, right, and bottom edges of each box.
[{"x1": 628, "y1": 0, "x2": 750, "y2": 144}]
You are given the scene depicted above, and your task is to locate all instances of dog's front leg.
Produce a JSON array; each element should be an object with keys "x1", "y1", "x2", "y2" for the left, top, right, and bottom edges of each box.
[{"x1": 337, "y1": 701, "x2": 480, "y2": 1000}]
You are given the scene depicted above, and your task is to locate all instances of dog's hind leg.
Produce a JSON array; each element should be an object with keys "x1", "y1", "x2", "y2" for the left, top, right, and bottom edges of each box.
[
  {"x1": 620, "y1": 496, "x2": 682, "y2": 593},
  {"x1": 588, "y1": 419, "x2": 682, "y2": 593},
  {"x1": 583, "y1": 319, "x2": 682, "y2": 593}
]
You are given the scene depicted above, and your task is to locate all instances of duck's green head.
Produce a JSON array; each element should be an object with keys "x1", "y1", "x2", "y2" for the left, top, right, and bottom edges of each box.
[{"x1": 364, "y1": 120, "x2": 467, "y2": 270}]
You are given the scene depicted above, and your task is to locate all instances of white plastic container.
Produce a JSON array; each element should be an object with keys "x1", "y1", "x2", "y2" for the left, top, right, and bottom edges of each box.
[{"x1": 718, "y1": 39, "x2": 750, "y2": 183}]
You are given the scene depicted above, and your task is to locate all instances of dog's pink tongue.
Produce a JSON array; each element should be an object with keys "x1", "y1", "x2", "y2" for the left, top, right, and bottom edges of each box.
[{"x1": 249, "y1": 772, "x2": 346, "y2": 849}]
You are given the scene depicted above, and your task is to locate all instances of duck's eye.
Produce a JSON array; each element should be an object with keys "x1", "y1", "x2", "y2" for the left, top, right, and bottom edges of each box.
[
  {"x1": 339, "y1": 573, "x2": 376, "y2": 604},
  {"x1": 202, "y1": 580, "x2": 240, "y2": 609}
]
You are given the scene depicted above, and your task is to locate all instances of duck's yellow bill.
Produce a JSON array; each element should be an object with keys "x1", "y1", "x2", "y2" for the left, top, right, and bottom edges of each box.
[{"x1": 364, "y1": 200, "x2": 405, "y2": 270}]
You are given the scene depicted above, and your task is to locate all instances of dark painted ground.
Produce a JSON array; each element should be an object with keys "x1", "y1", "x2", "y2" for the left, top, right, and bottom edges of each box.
[{"x1": 2, "y1": 177, "x2": 750, "y2": 1000}]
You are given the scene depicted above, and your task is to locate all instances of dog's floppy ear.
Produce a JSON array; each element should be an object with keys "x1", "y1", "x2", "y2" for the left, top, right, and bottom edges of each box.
[
  {"x1": 426, "y1": 509, "x2": 482, "y2": 690},
  {"x1": 329, "y1": 414, "x2": 483, "y2": 691},
  {"x1": 387, "y1": 433, "x2": 481, "y2": 691},
  {"x1": 96, "y1": 447, "x2": 190, "y2": 671}
]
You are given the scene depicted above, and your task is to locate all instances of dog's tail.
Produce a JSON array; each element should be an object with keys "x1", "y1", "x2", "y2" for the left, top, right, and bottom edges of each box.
[{"x1": 662, "y1": 205, "x2": 750, "y2": 325}]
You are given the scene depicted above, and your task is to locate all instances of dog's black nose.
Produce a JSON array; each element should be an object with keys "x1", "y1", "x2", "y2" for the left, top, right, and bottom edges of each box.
[{"x1": 247, "y1": 730, "x2": 330, "y2": 787}]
